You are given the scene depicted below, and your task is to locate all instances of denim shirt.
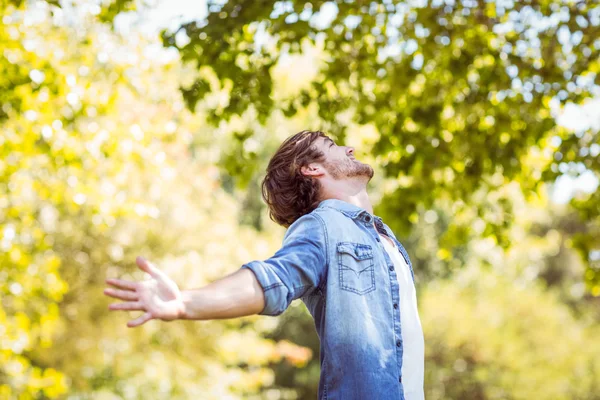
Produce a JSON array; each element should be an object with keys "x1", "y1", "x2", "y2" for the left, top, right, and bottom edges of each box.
[{"x1": 241, "y1": 198, "x2": 416, "y2": 400}]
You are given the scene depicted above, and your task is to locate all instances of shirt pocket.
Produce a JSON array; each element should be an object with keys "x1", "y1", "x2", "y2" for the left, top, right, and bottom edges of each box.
[{"x1": 337, "y1": 242, "x2": 375, "y2": 295}]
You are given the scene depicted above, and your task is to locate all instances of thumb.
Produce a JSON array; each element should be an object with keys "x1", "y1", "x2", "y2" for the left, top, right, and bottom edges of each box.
[{"x1": 136, "y1": 256, "x2": 158, "y2": 277}]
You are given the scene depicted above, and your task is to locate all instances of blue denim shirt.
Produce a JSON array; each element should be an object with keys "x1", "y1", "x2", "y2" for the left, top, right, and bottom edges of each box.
[{"x1": 241, "y1": 198, "x2": 416, "y2": 400}]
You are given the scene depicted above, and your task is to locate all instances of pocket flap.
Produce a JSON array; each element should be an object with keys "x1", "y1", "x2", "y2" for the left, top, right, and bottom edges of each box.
[{"x1": 337, "y1": 242, "x2": 373, "y2": 260}]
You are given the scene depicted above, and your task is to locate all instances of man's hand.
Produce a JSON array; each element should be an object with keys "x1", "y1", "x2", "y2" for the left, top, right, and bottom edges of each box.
[{"x1": 104, "y1": 256, "x2": 185, "y2": 327}]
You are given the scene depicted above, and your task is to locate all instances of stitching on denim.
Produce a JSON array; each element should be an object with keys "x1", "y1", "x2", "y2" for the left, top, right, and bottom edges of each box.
[
  {"x1": 381, "y1": 221, "x2": 416, "y2": 283},
  {"x1": 313, "y1": 212, "x2": 329, "y2": 296},
  {"x1": 337, "y1": 242, "x2": 373, "y2": 259},
  {"x1": 264, "y1": 282, "x2": 284, "y2": 291},
  {"x1": 292, "y1": 284, "x2": 311, "y2": 298},
  {"x1": 337, "y1": 242, "x2": 376, "y2": 295},
  {"x1": 322, "y1": 329, "x2": 328, "y2": 400},
  {"x1": 320, "y1": 205, "x2": 360, "y2": 219}
]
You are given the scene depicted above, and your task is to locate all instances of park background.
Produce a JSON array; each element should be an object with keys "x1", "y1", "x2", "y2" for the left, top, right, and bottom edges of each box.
[{"x1": 2, "y1": 0, "x2": 600, "y2": 398}]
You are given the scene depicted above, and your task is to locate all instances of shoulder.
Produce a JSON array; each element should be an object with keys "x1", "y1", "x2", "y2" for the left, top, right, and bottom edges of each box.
[
  {"x1": 310, "y1": 206, "x2": 348, "y2": 224},
  {"x1": 284, "y1": 211, "x2": 327, "y2": 240},
  {"x1": 282, "y1": 210, "x2": 330, "y2": 265}
]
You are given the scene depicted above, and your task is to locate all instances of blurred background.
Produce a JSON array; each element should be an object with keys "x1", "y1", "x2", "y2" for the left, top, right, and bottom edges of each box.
[{"x1": 2, "y1": 0, "x2": 600, "y2": 399}]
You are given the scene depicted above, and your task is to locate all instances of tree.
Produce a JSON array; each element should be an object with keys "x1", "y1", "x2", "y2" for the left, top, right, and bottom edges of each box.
[
  {"x1": 421, "y1": 268, "x2": 600, "y2": 400},
  {"x1": 0, "y1": 1, "x2": 311, "y2": 398},
  {"x1": 161, "y1": 0, "x2": 600, "y2": 289}
]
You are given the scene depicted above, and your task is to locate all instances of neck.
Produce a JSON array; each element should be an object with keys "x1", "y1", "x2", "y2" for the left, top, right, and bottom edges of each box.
[{"x1": 320, "y1": 178, "x2": 373, "y2": 214}]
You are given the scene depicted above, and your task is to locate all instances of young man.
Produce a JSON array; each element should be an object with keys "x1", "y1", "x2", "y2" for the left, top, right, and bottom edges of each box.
[{"x1": 104, "y1": 130, "x2": 425, "y2": 399}]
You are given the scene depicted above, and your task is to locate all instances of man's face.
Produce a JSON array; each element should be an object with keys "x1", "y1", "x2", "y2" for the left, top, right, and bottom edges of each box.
[{"x1": 316, "y1": 136, "x2": 374, "y2": 181}]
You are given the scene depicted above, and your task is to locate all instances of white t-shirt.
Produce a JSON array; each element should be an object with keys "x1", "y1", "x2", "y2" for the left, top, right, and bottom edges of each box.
[{"x1": 379, "y1": 233, "x2": 425, "y2": 400}]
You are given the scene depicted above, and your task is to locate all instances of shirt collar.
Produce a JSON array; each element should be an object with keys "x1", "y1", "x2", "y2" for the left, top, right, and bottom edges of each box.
[{"x1": 316, "y1": 198, "x2": 382, "y2": 223}]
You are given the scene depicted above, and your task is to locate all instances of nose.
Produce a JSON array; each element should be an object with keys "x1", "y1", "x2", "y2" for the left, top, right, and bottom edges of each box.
[{"x1": 346, "y1": 147, "x2": 354, "y2": 156}]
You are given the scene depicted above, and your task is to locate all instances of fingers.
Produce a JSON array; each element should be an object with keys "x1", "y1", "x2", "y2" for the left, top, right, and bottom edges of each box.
[
  {"x1": 108, "y1": 301, "x2": 144, "y2": 311},
  {"x1": 106, "y1": 278, "x2": 137, "y2": 291},
  {"x1": 128, "y1": 312, "x2": 153, "y2": 328},
  {"x1": 104, "y1": 288, "x2": 138, "y2": 301}
]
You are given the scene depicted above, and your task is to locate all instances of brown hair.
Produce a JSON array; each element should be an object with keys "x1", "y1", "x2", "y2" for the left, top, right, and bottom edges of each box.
[{"x1": 262, "y1": 130, "x2": 328, "y2": 228}]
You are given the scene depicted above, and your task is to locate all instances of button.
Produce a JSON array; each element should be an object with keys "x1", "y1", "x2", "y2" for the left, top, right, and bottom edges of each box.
[
  {"x1": 393, "y1": 303, "x2": 398, "y2": 309},
  {"x1": 376, "y1": 237, "x2": 380, "y2": 242},
  {"x1": 389, "y1": 265, "x2": 394, "y2": 271},
  {"x1": 399, "y1": 376, "x2": 402, "y2": 383},
  {"x1": 365, "y1": 215, "x2": 372, "y2": 222},
  {"x1": 396, "y1": 340, "x2": 401, "y2": 347}
]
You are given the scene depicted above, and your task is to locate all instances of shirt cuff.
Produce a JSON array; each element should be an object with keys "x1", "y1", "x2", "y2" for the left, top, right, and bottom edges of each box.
[{"x1": 241, "y1": 261, "x2": 287, "y2": 316}]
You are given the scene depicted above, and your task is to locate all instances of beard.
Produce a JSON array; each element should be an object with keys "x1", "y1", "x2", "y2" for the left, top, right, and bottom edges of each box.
[{"x1": 324, "y1": 157, "x2": 374, "y2": 181}]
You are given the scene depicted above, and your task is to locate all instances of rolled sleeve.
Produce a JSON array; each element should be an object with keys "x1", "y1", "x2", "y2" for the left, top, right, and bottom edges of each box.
[{"x1": 240, "y1": 213, "x2": 328, "y2": 316}]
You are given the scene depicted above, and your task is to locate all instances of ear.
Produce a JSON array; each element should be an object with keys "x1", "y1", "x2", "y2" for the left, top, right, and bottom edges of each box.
[{"x1": 300, "y1": 163, "x2": 325, "y2": 177}]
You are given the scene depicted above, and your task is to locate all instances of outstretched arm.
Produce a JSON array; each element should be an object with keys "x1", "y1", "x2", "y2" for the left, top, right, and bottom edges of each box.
[{"x1": 104, "y1": 256, "x2": 265, "y2": 327}]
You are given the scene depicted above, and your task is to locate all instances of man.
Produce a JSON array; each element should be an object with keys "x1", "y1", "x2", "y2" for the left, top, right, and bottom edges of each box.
[{"x1": 104, "y1": 130, "x2": 425, "y2": 399}]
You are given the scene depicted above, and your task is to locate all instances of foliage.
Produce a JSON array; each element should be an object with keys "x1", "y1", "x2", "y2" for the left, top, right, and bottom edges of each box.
[
  {"x1": 2, "y1": 0, "x2": 600, "y2": 399},
  {"x1": 1, "y1": 1, "x2": 70, "y2": 397},
  {"x1": 262, "y1": 180, "x2": 600, "y2": 399},
  {"x1": 421, "y1": 269, "x2": 600, "y2": 400},
  {"x1": 97, "y1": 0, "x2": 137, "y2": 25},
  {"x1": 0, "y1": 2, "x2": 310, "y2": 398},
  {"x1": 163, "y1": 0, "x2": 600, "y2": 290},
  {"x1": 417, "y1": 182, "x2": 600, "y2": 400}
]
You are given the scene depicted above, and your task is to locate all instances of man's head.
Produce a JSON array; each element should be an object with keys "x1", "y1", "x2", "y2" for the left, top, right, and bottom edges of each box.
[{"x1": 262, "y1": 130, "x2": 374, "y2": 227}]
